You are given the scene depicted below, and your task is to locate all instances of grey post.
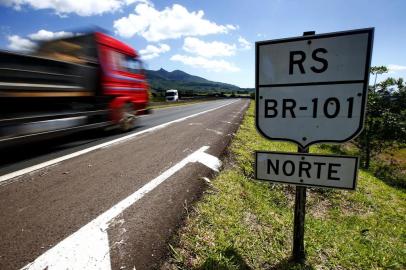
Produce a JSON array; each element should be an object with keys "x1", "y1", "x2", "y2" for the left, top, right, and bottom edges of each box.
[
  {"x1": 291, "y1": 30, "x2": 315, "y2": 264},
  {"x1": 292, "y1": 146, "x2": 308, "y2": 263}
]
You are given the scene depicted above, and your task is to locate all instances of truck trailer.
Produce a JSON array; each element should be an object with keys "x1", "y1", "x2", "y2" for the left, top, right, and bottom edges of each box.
[{"x1": 0, "y1": 31, "x2": 149, "y2": 145}]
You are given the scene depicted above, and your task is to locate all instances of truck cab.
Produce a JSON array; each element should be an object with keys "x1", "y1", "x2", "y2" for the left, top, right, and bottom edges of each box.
[
  {"x1": 165, "y1": 89, "x2": 179, "y2": 102},
  {"x1": 0, "y1": 31, "x2": 150, "y2": 145}
]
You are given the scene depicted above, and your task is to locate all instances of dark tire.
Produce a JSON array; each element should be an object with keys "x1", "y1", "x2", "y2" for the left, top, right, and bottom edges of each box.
[{"x1": 119, "y1": 103, "x2": 136, "y2": 132}]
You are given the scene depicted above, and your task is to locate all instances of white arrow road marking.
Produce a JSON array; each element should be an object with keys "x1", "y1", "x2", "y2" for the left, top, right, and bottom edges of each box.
[
  {"x1": 192, "y1": 151, "x2": 221, "y2": 172},
  {"x1": 21, "y1": 146, "x2": 221, "y2": 270}
]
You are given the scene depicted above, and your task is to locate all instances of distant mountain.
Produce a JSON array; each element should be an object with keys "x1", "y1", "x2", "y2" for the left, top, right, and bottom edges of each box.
[{"x1": 145, "y1": 68, "x2": 253, "y2": 94}]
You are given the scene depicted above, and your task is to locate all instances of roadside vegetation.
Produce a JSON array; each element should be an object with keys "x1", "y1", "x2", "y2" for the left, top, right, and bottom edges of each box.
[
  {"x1": 165, "y1": 99, "x2": 405, "y2": 269},
  {"x1": 355, "y1": 69, "x2": 405, "y2": 167},
  {"x1": 328, "y1": 68, "x2": 405, "y2": 188}
]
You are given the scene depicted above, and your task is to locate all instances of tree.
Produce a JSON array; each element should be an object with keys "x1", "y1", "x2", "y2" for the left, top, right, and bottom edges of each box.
[
  {"x1": 354, "y1": 75, "x2": 406, "y2": 169},
  {"x1": 370, "y1": 66, "x2": 389, "y2": 91}
]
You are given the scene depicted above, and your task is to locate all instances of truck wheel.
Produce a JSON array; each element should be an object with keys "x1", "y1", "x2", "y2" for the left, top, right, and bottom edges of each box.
[{"x1": 119, "y1": 103, "x2": 136, "y2": 132}]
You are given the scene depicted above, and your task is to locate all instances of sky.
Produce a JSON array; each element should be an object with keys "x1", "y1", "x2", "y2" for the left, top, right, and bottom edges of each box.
[{"x1": 0, "y1": 0, "x2": 405, "y2": 88}]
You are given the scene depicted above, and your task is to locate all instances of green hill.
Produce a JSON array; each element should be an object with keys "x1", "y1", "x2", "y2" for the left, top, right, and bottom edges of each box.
[{"x1": 145, "y1": 68, "x2": 253, "y2": 95}]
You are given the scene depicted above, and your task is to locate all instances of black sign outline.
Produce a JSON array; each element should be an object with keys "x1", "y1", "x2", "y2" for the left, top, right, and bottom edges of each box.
[
  {"x1": 255, "y1": 28, "x2": 374, "y2": 148},
  {"x1": 254, "y1": 151, "x2": 359, "y2": 190}
]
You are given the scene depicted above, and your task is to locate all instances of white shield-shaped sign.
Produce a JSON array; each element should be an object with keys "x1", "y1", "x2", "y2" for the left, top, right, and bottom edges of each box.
[{"x1": 256, "y1": 28, "x2": 374, "y2": 148}]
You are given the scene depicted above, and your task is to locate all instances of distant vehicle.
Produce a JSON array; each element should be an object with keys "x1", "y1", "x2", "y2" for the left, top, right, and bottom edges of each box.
[
  {"x1": 165, "y1": 89, "x2": 179, "y2": 102},
  {"x1": 0, "y1": 31, "x2": 150, "y2": 145}
]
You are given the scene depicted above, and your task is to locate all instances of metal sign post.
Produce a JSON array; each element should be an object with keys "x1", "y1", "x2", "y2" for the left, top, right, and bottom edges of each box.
[
  {"x1": 293, "y1": 31, "x2": 313, "y2": 263},
  {"x1": 254, "y1": 28, "x2": 373, "y2": 264},
  {"x1": 293, "y1": 146, "x2": 308, "y2": 263}
]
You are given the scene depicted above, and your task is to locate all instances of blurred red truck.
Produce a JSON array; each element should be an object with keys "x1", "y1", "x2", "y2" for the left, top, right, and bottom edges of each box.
[{"x1": 0, "y1": 31, "x2": 149, "y2": 145}]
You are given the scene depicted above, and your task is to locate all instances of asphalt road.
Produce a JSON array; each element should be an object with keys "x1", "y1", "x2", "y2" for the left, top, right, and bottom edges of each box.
[{"x1": 0, "y1": 98, "x2": 250, "y2": 270}]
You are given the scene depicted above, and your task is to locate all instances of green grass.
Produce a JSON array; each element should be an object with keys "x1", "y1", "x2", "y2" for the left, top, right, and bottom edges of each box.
[
  {"x1": 381, "y1": 147, "x2": 406, "y2": 170},
  {"x1": 394, "y1": 148, "x2": 406, "y2": 162},
  {"x1": 167, "y1": 102, "x2": 406, "y2": 270}
]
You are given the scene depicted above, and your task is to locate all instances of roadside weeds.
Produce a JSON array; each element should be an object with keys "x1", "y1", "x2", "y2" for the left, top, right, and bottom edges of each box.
[{"x1": 162, "y1": 102, "x2": 406, "y2": 270}]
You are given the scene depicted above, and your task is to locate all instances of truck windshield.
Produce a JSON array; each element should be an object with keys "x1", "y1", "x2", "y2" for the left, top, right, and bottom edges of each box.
[
  {"x1": 125, "y1": 58, "x2": 144, "y2": 75},
  {"x1": 166, "y1": 92, "x2": 176, "y2": 97}
]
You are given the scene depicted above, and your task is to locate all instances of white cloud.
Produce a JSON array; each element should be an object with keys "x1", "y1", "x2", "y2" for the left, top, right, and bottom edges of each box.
[
  {"x1": 388, "y1": 64, "x2": 406, "y2": 72},
  {"x1": 7, "y1": 35, "x2": 36, "y2": 51},
  {"x1": 125, "y1": 0, "x2": 150, "y2": 4},
  {"x1": 238, "y1": 36, "x2": 251, "y2": 50},
  {"x1": 170, "y1": 54, "x2": 239, "y2": 72},
  {"x1": 114, "y1": 3, "x2": 237, "y2": 41},
  {"x1": 140, "y1": 43, "x2": 170, "y2": 60},
  {"x1": 28, "y1": 29, "x2": 74, "y2": 41},
  {"x1": 6, "y1": 29, "x2": 80, "y2": 52},
  {"x1": 226, "y1": 24, "x2": 239, "y2": 31},
  {"x1": 182, "y1": 37, "x2": 236, "y2": 58},
  {"x1": 0, "y1": 0, "x2": 131, "y2": 16}
]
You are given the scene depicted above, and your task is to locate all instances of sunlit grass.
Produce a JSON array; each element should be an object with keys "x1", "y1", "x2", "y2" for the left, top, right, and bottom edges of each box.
[{"x1": 167, "y1": 102, "x2": 406, "y2": 269}]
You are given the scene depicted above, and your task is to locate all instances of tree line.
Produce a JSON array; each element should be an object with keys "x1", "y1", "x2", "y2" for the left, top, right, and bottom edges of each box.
[
  {"x1": 348, "y1": 66, "x2": 405, "y2": 187},
  {"x1": 354, "y1": 66, "x2": 405, "y2": 169}
]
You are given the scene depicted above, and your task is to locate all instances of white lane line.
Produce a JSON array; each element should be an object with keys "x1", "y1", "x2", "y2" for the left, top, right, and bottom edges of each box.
[
  {"x1": 21, "y1": 146, "x2": 221, "y2": 270},
  {"x1": 0, "y1": 100, "x2": 238, "y2": 184}
]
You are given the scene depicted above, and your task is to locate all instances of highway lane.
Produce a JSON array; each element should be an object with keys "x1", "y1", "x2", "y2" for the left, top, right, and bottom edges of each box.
[
  {"x1": 0, "y1": 98, "x2": 250, "y2": 269},
  {"x1": 0, "y1": 99, "x2": 238, "y2": 178}
]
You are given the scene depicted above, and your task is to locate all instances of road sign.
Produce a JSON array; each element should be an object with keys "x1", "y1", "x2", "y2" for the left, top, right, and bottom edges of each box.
[
  {"x1": 255, "y1": 151, "x2": 358, "y2": 190},
  {"x1": 256, "y1": 28, "x2": 374, "y2": 148}
]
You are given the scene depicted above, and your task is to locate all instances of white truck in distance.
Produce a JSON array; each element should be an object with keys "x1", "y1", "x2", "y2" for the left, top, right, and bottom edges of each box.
[{"x1": 165, "y1": 89, "x2": 179, "y2": 102}]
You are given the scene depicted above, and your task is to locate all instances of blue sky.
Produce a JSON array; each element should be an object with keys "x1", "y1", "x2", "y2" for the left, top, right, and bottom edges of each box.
[{"x1": 0, "y1": 0, "x2": 405, "y2": 88}]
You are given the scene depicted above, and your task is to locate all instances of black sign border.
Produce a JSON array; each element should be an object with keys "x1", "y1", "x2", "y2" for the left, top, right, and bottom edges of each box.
[
  {"x1": 254, "y1": 151, "x2": 359, "y2": 190},
  {"x1": 255, "y1": 28, "x2": 374, "y2": 148}
]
